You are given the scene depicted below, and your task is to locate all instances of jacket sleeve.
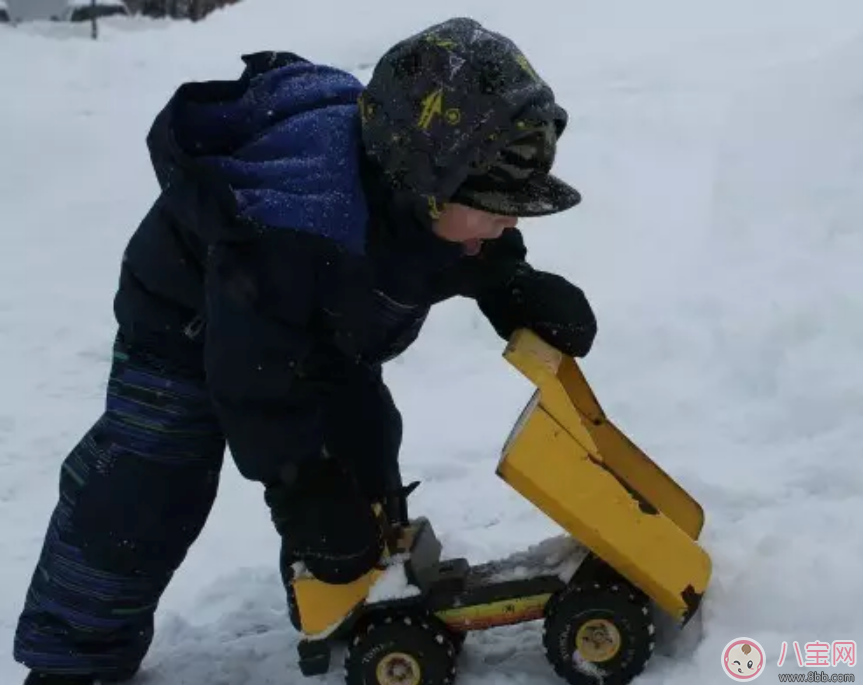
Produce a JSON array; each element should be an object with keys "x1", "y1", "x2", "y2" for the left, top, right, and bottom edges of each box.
[
  {"x1": 202, "y1": 228, "x2": 361, "y2": 484},
  {"x1": 429, "y1": 226, "x2": 528, "y2": 303},
  {"x1": 465, "y1": 228, "x2": 598, "y2": 357}
]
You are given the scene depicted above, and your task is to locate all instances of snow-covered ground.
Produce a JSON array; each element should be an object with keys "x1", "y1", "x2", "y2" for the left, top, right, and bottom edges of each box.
[{"x1": 3, "y1": 1, "x2": 863, "y2": 683}]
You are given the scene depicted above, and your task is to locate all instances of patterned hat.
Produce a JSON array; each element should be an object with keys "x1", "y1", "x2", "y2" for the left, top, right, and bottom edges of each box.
[
  {"x1": 450, "y1": 119, "x2": 580, "y2": 216},
  {"x1": 360, "y1": 17, "x2": 581, "y2": 221}
]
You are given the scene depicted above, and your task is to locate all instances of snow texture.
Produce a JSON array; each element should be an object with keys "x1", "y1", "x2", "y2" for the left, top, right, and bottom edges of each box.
[
  {"x1": 366, "y1": 561, "x2": 422, "y2": 604},
  {"x1": 484, "y1": 536, "x2": 590, "y2": 584},
  {"x1": 4, "y1": 1, "x2": 863, "y2": 683},
  {"x1": 573, "y1": 653, "x2": 608, "y2": 682}
]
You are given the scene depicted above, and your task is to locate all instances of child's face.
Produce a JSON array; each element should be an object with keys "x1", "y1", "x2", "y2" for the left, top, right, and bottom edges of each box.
[{"x1": 433, "y1": 203, "x2": 517, "y2": 255}]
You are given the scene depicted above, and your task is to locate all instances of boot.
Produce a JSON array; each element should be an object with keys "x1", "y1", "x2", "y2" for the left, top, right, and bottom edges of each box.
[
  {"x1": 24, "y1": 666, "x2": 138, "y2": 685},
  {"x1": 24, "y1": 675, "x2": 94, "y2": 685},
  {"x1": 381, "y1": 480, "x2": 421, "y2": 528}
]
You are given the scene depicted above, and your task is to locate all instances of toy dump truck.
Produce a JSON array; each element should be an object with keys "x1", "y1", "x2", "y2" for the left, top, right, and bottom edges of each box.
[{"x1": 289, "y1": 329, "x2": 712, "y2": 685}]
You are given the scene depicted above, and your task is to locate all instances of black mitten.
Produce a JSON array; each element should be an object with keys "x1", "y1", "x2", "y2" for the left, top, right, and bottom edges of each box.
[
  {"x1": 478, "y1": 266, "x2": 598, "y2": 357},
  {"x1": 265, "y1": 454, "x2": 384, "y2": 584}
]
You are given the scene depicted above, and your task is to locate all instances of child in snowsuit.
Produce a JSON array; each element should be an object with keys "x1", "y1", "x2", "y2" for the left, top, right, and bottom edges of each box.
[{"x1": 15, "y1": 17, "x2": 597, "y2": 685}]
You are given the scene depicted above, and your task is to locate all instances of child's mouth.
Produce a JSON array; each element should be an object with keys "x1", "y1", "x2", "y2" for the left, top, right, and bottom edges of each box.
[{"x1": 463, "y1": 238, "x2": 483, "y2": 255}]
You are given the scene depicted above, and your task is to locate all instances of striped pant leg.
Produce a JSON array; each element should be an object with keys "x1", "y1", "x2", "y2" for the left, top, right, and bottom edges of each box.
[{"x1": 14, "y1": 347, "x2": 225, "y2": 677}]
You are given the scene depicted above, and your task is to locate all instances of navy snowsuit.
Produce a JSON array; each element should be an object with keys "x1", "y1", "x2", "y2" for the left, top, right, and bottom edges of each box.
[{"x1": 14, "y1": 51, "x2": 595, "y2": 677}]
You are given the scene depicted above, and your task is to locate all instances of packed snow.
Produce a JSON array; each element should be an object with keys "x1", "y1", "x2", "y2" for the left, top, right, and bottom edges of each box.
[
  {"x1": 366, "y1": 562, "x2": 422, "y2": 605},
  {"x1": 484, "y1": 536, "x2": 590, "y2": 585},
  {"x1": 3, "y1": 1, "x2": 863, "y2": 684}
]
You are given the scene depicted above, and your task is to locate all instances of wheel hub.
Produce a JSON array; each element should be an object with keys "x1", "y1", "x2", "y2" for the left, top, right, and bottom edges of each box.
[
  {"x1": 575, "y1": 618, "x2": 622, "y2": 662},
  {"x1": 377, "y1": 652, "x2": 421, "y2": 685}
]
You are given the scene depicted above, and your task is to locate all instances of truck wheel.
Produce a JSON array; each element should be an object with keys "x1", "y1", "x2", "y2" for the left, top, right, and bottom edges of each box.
[
  {"x1": 446, "y1": 628, "x2": 466, "y2": 655},
  {"x1": 542, "y1": 580, "x2": 655, "y2": 685},
  {"x1": 345, "y1": 613, "x2": 457, "y2": 685}
]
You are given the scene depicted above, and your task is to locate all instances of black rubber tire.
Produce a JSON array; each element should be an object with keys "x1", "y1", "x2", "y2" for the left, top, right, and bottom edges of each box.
[
  {"x1": 447, "y1": 628, "x2": 466, "y2": 655},
  {"x1": 542, "y1": 580, "x2": 655, "y2": 685},
  {"x1": 344, "y1": 613, "x2": 458, "y2": 685},
  {"x1": 568, "y1": 554, "x2": 626, "y2": 587}
]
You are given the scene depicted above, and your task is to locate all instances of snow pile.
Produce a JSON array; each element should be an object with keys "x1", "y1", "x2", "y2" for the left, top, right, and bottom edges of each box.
[
  {"x1": 572, "y1": 653, "x2": 608, "y2": 680},
  {"x1": 366, "y1": 561, "x2": 422, "y2": 605},
  {"x1": 4, "y1": 0, "x2": 863, "y2": 683},
  {"x1": 486, "y1": 536, "x2": 590, "y2": 584}
]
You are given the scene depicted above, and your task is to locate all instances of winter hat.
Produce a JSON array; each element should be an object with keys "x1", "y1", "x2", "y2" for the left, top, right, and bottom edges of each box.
[
  {"x1": 450, "y1": 118, "x2": 580, "y2": 216},
  {"x1": 360, "y1": 17, "x2": 581, "y2": 222}
]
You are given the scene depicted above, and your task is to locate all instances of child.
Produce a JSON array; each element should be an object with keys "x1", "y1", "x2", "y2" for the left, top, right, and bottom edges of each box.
[{"x1": 16, "y1": 17, "x2": 597, "y2": 684}]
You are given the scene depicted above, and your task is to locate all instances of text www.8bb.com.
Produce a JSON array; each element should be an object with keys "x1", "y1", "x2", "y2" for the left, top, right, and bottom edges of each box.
[{"x1": 777, "y1": 673, "x2": 855, "y2": 682}]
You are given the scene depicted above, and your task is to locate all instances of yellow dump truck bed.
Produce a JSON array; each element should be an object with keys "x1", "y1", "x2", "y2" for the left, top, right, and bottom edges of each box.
[{"x1": 497, "y1": 329, "x2": 711, "y2": 623}]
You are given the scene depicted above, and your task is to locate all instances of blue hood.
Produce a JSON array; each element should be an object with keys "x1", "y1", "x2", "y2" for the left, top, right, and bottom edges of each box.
[{"x1": 169, "y1": 54, "x2": 369, "y2": 254}]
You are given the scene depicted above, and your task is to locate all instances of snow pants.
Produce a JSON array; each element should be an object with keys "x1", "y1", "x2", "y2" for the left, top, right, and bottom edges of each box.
[{"x1": 13, "y1": 335, "x2": 403, "y2": 677}]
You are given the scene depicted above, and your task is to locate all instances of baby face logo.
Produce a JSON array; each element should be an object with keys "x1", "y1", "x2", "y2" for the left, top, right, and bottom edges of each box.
[{"x1": 722, "y1": 638, "x2": 766, "y2": 680}]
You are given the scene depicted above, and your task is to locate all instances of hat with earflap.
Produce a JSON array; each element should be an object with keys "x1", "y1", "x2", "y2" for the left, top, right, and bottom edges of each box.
[{"x1": 360, "y1": 17, "x2": 581, "y2": 224}]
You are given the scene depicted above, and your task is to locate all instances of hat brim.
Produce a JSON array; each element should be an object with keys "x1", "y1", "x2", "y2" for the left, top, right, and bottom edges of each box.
[{"x1": 453, "y1": 173, "x2": 581, "y2": 218}]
